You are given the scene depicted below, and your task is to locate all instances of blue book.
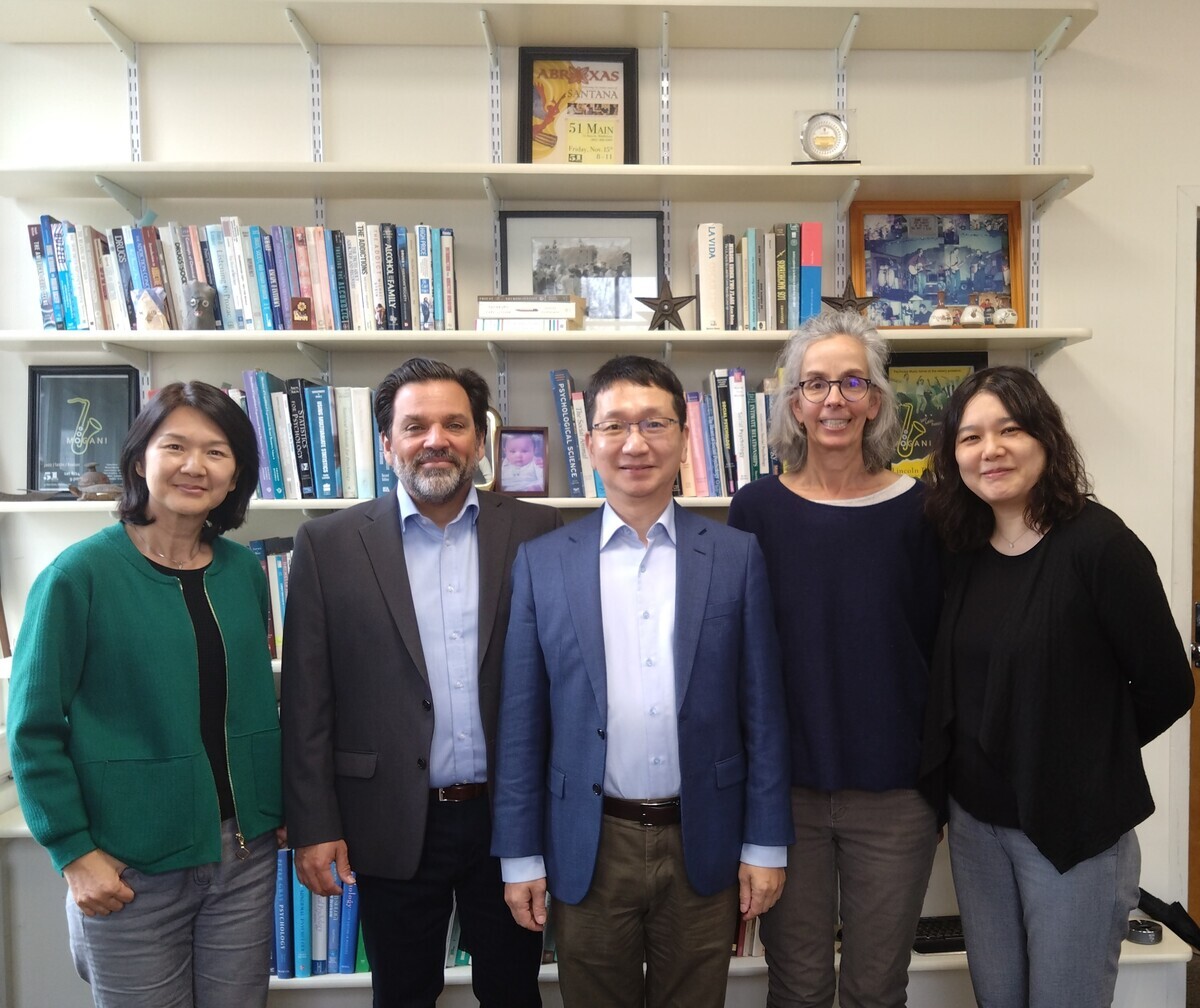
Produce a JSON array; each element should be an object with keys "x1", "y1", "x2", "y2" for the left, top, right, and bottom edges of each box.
[
  {"x1": 800, "y1": 264, "x2": 822, "y2": 324},
  {"x1": 205, "y1": 224, "x2": 238, "y2": 333},
  {"x1": 273, "y1": 850, "x2": 293, "y2": 979},
  {"x1": 240, "y1": 369, "x2": 276, "y2": 499},
  {"x1": 371, "y1": 389, "x2": 395, "y2": 496},
  {"x1": 60, "y1": 221, "x2": 85, "y2": 330},
  {"x1": 700, "y1": 393, "x2": 721, "y2": 497},
  {"x1": 304, "y1": 385, "x2": 342, "y2": 499},
  {"x1": 331, "y1": 230, "x2": 352, "y2": 330},
  {"x1": 48, "y1": 220, "x2": 79, "y2": 329},
  {"x1": 338, "y1": 879, "x2": 360, "y2": 974},
  {"x1": 248, "y1": 226, "x2": 276, "y2": 330},
  {"x1": 253, "y1": 370, "x2": 287, "y2": 498},
  {"x1": 291, "y1": 863, "x2": 312, "y2": 978},
  {"x1": 261, "y1": 229, "x2": 286, "y2": 330},
  {"x1": 745, "y1": 228, "x2": 758, "y2": 331},
  {"x1": 323, "y1": 226, "x2": 343, "y2": 331},
  {"x1": 281, "y1": 226, "x2": 301, "y2": 311},
  {"x1": 430, "y1": 227, "x2": 445, "y2": 330},
  {"x1": 26, "y1": 224, "x2": 58, "y2": 329},
  {"x1": 285, "y1": 377, "x2": 318, "y2": 499},
  {"x1": 38, "y1": 215, "x2": 67, "y2": 328},
  {"x1": 549, "y1": 369, "x2": 584, "y2": 497},
  {"x1": 129, "y1": 226, "x2": 151, "y2": 301},
  {"x1": 270, "y1": 225, "x2": 293, "y2": 329},
  {"x1": 395, "y1": 226, "x2": 413, "y2": 330},
  {"x1": 326, "y1": 863, "x2": 343, "y2": 974},
  {"x1": 786, "y1": 223, "x2": 800, "y2": 329}
]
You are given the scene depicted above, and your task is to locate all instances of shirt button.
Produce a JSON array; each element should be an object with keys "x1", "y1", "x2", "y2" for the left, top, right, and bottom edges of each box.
[
  {"x1": 652, "y1": 757, "x2": 662, "y2": 766},
  {"x1": 649, "y1": 705, "x2": 658, "y2": 716},
  {"x1": 449, "y1": 631, "x2": 460, "y2": 640},
  {"x1": 454, "y1": 681, "x2": 464, "y2": 689},
  {"x1": 645, "y1": 658, "x2": 654, "y2": 667},
  {"x1": 641, "y1": 610, "x2": 650, "y2": 619},
  {"x1": 446, "y1": 585, "x2": 456, "y2": 593},
  {"x1": 457, "y1": 731, "x2": 467, "y2": 740}
]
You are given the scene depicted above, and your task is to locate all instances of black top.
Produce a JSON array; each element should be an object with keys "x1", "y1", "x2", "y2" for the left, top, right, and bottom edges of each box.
[{"x1": 150, "y1": 559, "x2": 235, "y2": 821}]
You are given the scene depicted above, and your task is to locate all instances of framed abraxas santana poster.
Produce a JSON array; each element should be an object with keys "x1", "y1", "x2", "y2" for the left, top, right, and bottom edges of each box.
[{"x1": 518, "y1": 47, "x2": 638, "y2": 165}]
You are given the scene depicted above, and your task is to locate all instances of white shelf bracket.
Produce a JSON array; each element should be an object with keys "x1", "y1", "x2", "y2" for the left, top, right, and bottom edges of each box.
[
  {"x1": 88, "y1": 7, "x2": 135, "y2": 62},
  {"x1": 482, "y1": 176, "x2": 500, "y2": 216},
  {"x1": 100, "y1": 341, "x2": 149, "y2": 373},
  {"x1": 1035, "y1": 16, "x2": 1072, "y2": 70},
  {"x1": 836, "y1": 178, "x2": 861, "y2": 220},
  {"x1": 285, "y1": 8, "x2": 319, "y2": 66},
  {"x1": 1027, "y1": 338, "x2": 1065, "y2": 373},
  {"x1": 487, "y1": 342, "x2": 509, "y2": 420},
  {"x1": 480, "y1": 11, "x2": 502, "y2": 163},
  {"x1": 837, "y1": 13, "x2": 860, "y2": 71},
  {"x1": 296, "y1": 341, "x2": 331, "y2": 383},
  {"x1": 94, "y1": 174, "x2": 155, "y2": 226},
  {"x1": 1032, "y1": 178, "x2": 1070, "y2": 220}
]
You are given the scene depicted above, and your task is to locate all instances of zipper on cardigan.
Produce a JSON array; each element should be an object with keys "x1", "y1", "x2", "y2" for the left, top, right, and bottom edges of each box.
[{"x1": 201, "y1": 570, "x2": 250, "y2": 861}]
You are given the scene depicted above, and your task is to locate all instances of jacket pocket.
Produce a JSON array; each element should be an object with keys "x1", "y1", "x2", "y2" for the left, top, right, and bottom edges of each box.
[
  {"x1": 228, "y1": 726, "x2": 283, "y2": 818},
  {"x1": 335, "y1": 750, "x2": 379, "y2": 779},
  {"x1": 89, "y1": 757, "x2": 197, "y2": 864},
  {"x1": 715, "y1": 751, "x2": 747, "y2": 789},
  {"x1": 546, "y1": 765, "x2": 566, "y2": 798},
  {"x1": 704, "y1": 598, "x2": 740, "y2": 620}
]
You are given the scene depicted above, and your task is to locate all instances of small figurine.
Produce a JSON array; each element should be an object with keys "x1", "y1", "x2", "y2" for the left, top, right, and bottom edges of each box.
[
  {"x1": 960, "y1": 294, "x2": 985, "y2": 327},
  {"x1": 133, "y1": 288, "x2": 170, "y2": 331},
  {"x1": 928, "y1": 290, "x2": 953, "y2": 328},
  {"x1": 181, "y1": 279, "x2": 217, "y2": 330},
  {"x1": 635, "y1": 278, "x2": 696, "y2": 331}
]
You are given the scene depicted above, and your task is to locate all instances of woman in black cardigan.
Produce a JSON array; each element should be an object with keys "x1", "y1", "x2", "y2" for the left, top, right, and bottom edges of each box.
[{"x1": 921, "y1": 366, "x2": 1193, "y2": 1008}]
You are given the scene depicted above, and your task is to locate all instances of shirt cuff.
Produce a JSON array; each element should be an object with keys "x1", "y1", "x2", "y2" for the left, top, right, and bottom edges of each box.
[
  {"x1": 501, "y1": 855, "x2": 547, "y2": 884},
  {"x1": 740, "y1": 844, "x2": 786, "y2": 869}
]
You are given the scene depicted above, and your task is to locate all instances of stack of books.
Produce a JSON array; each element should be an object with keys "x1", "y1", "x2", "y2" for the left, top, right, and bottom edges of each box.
[{"x1": 475, "y1": 294, "x2": 585, "y2": 331}]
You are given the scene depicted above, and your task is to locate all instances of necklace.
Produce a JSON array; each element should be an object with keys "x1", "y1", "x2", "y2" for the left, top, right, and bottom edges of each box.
[
  {"x1": 994, "y1": 526, "x2": 1041, "y2": 552},
  {"x1": 131, "y1": 524, "x2": 201, "y2": 569}
]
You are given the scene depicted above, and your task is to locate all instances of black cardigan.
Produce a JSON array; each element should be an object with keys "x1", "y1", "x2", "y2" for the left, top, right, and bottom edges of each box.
[{"x1": 919, "y1": 500, "x2": 1195, "y2": 873}]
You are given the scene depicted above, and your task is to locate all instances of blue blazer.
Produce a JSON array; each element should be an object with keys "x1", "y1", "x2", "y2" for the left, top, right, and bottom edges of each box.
[{"x1": 491, "y1": 504, "x2": 793, "y2": 905}]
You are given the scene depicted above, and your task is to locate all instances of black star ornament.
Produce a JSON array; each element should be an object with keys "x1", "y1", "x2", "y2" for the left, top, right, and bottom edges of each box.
[
  {"x1": 821, "y1": 277, "x2": 879, "y2": 316},
  {"x1": 636, "y1": 277, "x2": 697, "y2": 331}
]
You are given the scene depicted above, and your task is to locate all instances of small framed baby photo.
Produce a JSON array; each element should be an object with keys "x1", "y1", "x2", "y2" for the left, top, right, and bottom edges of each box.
[{"x1": 497, "y1": 426, "x2": 549, "y2": 497}]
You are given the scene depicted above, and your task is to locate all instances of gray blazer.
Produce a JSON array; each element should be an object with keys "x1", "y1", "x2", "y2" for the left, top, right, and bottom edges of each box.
[{"x1": 281, "y1": 488, "x2": 561, "y2": 879}]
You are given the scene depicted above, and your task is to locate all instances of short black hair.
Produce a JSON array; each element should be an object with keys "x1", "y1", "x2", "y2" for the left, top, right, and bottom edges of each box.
[
  {"x1": 118, "y1": 381, "x2": 259, "y2": 541},
  {"x1": 584, "y1": 356, "x2": 686, "y2": 428},
  {"x1": 374, "y1": 358, "x2": 491, "y2": 442},
  {"x1": 926, "y1": 365, "x2": 1091, "y2": 552}
]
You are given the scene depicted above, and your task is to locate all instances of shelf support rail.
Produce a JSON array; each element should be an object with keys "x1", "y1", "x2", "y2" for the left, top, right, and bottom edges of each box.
[
  {"x1": 660, "y1": 12, "x2": 673, "y2": 277},
  {"x1": 487, "y1": 342, "x2": 509, "y2": 421},
  {"x1": 480, "y1": 11, "x2": 502, "y2": 164},
  {"x1": 287, "y1": 9, "x2": 326, "y2": 225},
  {"x1": 89, "y1": 6, "x2": 148, "y2": 219},
  {"x1": 1027, "y1": 58, "x2": 1047, "y2": 328},
  {"x1": 296, "y1": 342, "x2": 332, "y2": 384},
  {"x1": 832, "y1": 16, "x2": 858, "y2": 289}
]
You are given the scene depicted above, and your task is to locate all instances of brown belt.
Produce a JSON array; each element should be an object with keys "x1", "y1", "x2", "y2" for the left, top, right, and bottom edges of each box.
[
  {"x1": 603, "y1": 796, "x2": 681, "y2": 827},
  {"x1": 431, "y1": 783, "x2": 488, "y2": 802}
]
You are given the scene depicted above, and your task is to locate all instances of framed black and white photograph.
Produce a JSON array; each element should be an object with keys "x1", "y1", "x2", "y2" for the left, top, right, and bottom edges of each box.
[
  {"x1": 850, "y1": 201, "x2": 1024, "y2": 329},
  {"x1": 499, "y1": 210, "x2": 665, "y2": 328},
  {"x1": 518, "y1": 46, "x2": 638, "y2": 165},
  {"x1": 27, "y1": 365, "x2": 140, "y2": 495},
  {"x1": 496, "y1": 426, "x2": 549, "y2": 497}
]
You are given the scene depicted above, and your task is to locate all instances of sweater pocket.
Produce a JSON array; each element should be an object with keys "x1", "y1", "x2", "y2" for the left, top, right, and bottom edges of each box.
[
  {"x1": 84, "y1": 757, "x2": 197, "y2": 865},
  {"x1": 228, "y1": 726, "x2": 283, "y2": 818}
]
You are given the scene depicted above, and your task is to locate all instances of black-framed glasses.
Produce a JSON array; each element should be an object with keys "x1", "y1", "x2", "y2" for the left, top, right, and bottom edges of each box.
[
  {"x1": 590, "y1": 417, "x2": 680, "y2": 439},
  {"x1": 796, "y1": 377, "x2": 874, "y2": 403}
]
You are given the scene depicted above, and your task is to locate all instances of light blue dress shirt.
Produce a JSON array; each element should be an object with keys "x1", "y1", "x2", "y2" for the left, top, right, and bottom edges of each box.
[
  {"x1": 396, "y1": 482, "x2": 487, "y2": 788},
  {"x1": 501, "y1": 502, "x2": 783, "y2": 884}
]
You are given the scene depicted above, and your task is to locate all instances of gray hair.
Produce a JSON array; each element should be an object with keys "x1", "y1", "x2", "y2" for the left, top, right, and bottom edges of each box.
[{"x1": 767, "y1": 310, "x2": 898, "y2": 472}]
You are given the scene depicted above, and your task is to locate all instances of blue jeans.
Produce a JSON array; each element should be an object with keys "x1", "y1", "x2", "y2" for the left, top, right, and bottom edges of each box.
[
  {"x1": 67, "y1": 819, "x2": 276, "y2": 1008},
  {"x1": 948, "y1": 798, "x2": 1140, "y2": 1008}
]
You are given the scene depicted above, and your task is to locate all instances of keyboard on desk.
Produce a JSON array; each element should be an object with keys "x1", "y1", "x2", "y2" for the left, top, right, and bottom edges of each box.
[{"x1": 912, "y1": 915, "x2": 966, "y2": 954}]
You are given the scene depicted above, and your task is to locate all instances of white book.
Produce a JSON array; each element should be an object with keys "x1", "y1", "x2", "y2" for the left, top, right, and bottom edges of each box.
[
  {"x1": 240, "y1": 230, "x2": 264, "y2": 329},
  {"x1": 311, "y1": 893, "x2": 328, "y2": 964},
  {"x1": 62, "y1": 224, "x2": 94, "y2": 329},
  {"x1": 729, "y1": 369, "x2": 751, "y2": 489},
  {"x1": 219, "y1": 216, "x2": 251, "y2": 329},
  {"x1": 304, "y1": 226, "x2": 330, "y2": 332},
  {"x1": 415, "y1": 223, "x2": 435, "y2": 332},
  {"x1": 159, "y1": 222, "x2": 189, "y2": 328},
  {"x1": 354, "y1": 222, "x2": 375, "y2": 330},
  {"x1": 364, "y1": 224, "x2": 386, "y2": 332},
  {"x1": 333, "y1": 387, "x2": 358, "y2": 499},
  {"x1": 694, "y1": 222, "x2": 724, "y2": 330},
  {"x1": 79, "y1": 225, "x2": 110, "y2": 329},
  {"x1": 344, "y1": 230, "x2": 365, "y2": 331},
  {"x1": 569, "y1": 391, "x2": 598, "y2": 499},
  {"x1": 270, "y1": 391, "x2": 301, "y2": 499},
  {"x1": 475, "y1": 295, "x2": 585, "y2": 320},
  {"x1": 101, "y1": 253, "x2": 131, "y2": 331},
  {"x1": 763, "y1": 230, "x2": 777, "y2": 329},
  {"x1": 755, "y1": 390, "x2": 769, "y2": 474},
  {"x1": 350, "y1": 387, "x2": 376, "y2": 499},
  {"x1": 440, "y1": 227, "x2": 457, "y2": 331}
]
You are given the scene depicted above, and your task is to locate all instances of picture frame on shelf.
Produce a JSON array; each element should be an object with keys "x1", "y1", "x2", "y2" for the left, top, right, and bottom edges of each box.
[
  {"x1": 499, "y1": 210, "x2": 664, "y2": 329},
  {"x1": 850, "y1": 201, "x2": 1024, "y2": 329},
  {"x1": 472, "y1": 406, "x2": 502, "y2": 492},
  {"x1": 517, "y1": 46, "x2": 638, "y2": 165},
  {"x1": 27, "y1": 365, "x2": 140, "y2": 496},
  {"x1": 887, "y1": 351, "x2": 988, "y2": 479},
  {"x1": 496, "y1": 427, "x2": 549, "y2": 497}
]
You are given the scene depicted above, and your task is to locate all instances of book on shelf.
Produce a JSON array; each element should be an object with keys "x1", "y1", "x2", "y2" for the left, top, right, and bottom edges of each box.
[
  {"x1": 333, "y1": 387, "x2": 359, "y2": 501},
  {"x1": 569, "y1": 391, "x2": 601, "y2": 498},
  {"x1": 430, "y1": 227, "x2": 445, "y2": 330},
  {"x1": 273, "y1": 850, "x2": 293, "y2": 978},
  {"x1": 304, "y1": 384, "x2": 343, "y2": 499},
  {"x1": 292, "y1": 860, "x2": 313, "y2": 978},
  {"x1": 476, "y1": 294, "x2": 586, "y2": 320},
  {"x1": 338, "y1": 877, "x2": 360, "y2": 974},
  {"x1": 441, "y1": 227, "x2": 458, "y2": 331},
  {"x1": 800, "y1": 222, "x2": 823, "y2": 324},
  {"x1": 381, "y1": 221, "x2": 401, "y2": 330},
  {"x1": 549, "y1": 369, "x2": 585, "y2": 498},
  {"x1": 270, "y1": 392, "x2": 301, "y2": 499},
  {"x1": 285, "y1": 377, "x2": 319, "y2": 499},
  {"x1": 694, "y1": 222, "x2": 724, "y2": 331},
  {"x1": 415, "y1": 223, "x2": 435, "y2": 331}
]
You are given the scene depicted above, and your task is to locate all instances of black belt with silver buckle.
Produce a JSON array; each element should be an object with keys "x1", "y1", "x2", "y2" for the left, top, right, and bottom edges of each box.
[
  {"x1": 603, "y1": 796, "x2": 681, "y2": 827},
  {"x1": 431, "y1": 783, "x2": 488, "y2": 802}
]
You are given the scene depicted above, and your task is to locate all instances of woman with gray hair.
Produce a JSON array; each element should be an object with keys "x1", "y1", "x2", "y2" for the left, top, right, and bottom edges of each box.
[{"x1": 728, "y1": 311, "x2": 941, "y2": 1008}]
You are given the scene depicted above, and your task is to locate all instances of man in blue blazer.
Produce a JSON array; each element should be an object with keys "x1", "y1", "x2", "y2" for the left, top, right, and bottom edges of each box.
[{"x1": 492, "y1": 356, "x2": 793, "y2": 1008}]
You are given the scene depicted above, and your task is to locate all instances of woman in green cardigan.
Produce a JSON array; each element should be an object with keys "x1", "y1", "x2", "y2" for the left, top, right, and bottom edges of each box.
[{"x1": 9, "y1": 380, "x2": 283, "y2": 1008}]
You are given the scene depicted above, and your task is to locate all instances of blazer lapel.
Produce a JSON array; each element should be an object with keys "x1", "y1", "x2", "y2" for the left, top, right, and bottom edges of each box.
[
  {"x1": 475, "y1": 491, "x2": 512, "y2": 657},
  {"x1": 564, "y1": 509, "x2": 608, "y2": 723},
  {"x1": 672, "y1": 504, "x2": 713, "y2": 710},
  {"x1": 358, "y1": 491, "x2": 430, "y2": 685}
]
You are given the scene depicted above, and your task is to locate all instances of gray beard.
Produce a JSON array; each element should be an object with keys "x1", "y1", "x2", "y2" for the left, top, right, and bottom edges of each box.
[{"x1": 394, "y1": 450, "x2": 478, "y2": 505}]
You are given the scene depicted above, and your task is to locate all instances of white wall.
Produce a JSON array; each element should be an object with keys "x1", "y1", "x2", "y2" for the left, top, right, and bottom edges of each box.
[{"x1": 0, "y1": 1, "x2": 1197, "y2": 1002}]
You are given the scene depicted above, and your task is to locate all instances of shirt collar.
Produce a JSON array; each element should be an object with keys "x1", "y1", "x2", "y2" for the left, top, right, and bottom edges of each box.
[
  {"x1": 599, "y1": 500, "x2": 677, "y2": 548},
  {"x1": 395, "y1": 481, "x2": 480, "y2": 532}
]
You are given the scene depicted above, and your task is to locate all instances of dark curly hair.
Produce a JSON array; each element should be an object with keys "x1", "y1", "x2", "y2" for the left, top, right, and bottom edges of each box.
[
  {"x1": 118, "y1": 381, "x2": 259, "y2": 541},
  {"x1": 373, "y1": 357, "x2": 491, "y2": 443},
  {"x1": 925, "y1": 366, "x2": 1090, "y2": 552}
]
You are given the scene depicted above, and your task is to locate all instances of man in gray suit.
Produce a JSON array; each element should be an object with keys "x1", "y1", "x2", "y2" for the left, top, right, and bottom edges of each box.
[{"x1": 282, "y1": 358, "x2": 560, "y2": 1008}]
